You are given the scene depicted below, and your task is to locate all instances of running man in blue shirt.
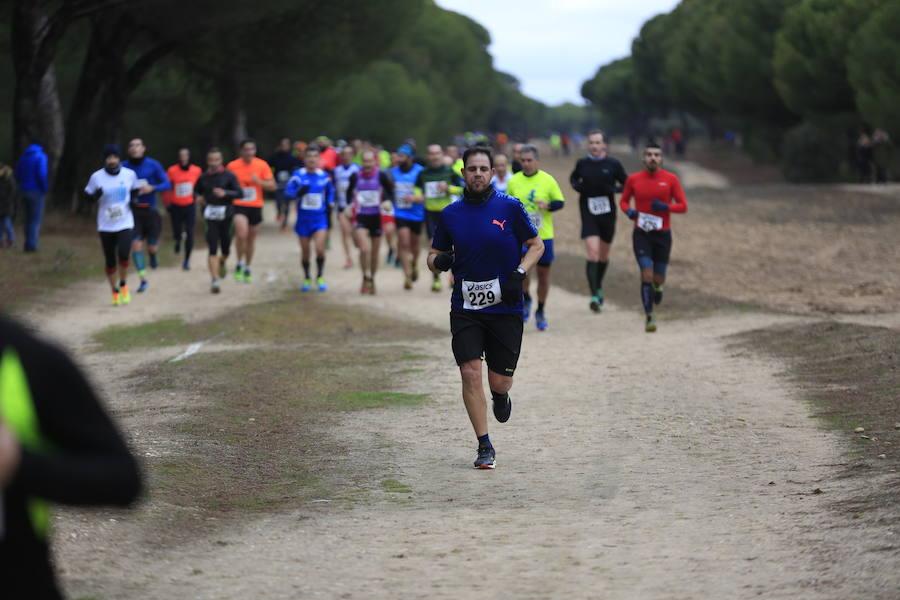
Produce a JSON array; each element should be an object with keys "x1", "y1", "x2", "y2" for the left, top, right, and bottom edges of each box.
[
  {"x1": 285, "y1": 146, "x2": 335, "y2": 292},
  {"x1": 428, "y1": 147, "x2": 544, "y2": 469},
  {"x1": 122, "y1": 138, "x2": 171, "y2": 292},
  {"x1": 391, "y1": 145, "x2": 425, "y2": 289}
]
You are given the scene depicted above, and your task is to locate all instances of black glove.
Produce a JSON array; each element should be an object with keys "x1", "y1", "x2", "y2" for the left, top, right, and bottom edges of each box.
[
  {"x1": 502, "y1": 269, "x2": 525, "y2": 305},
  {"x1": 651, "y1": 199, "x2": 670, "y2": 212},
  {"x1": 433, "y1": 252, "x2": 453, "y2": 272}
]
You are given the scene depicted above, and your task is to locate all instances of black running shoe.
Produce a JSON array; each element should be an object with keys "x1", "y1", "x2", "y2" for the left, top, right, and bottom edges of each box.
[
  {"x1": 653, "y1": 285, "x2": 663, "y2": 305},
  {"x1": 474, "y1": 445, "x2": 496, "y2": 469},
  {"x1": 493, "y1": 393, "x2": 512, "y2": 423}
]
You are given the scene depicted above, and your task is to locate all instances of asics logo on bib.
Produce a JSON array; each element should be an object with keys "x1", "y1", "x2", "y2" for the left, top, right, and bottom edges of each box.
[
  {"x1": 492, "y1": 219, "x2": 506, "y2": 230},
  {"x1": 467, "y1": 281, "x2": 495, "y2": 292}
]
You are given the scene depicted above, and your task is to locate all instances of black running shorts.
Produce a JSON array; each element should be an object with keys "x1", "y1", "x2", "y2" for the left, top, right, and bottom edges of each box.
[
  {"x1": 233, "y1": 205, "x2": 263, "y2": 226},
  {"x1": 580, "y1": 199, "x2": 616, "y2": 243},
  {"x1": 450, "y1": 310, "x2": 524, "y2": 376},
  {"x1": 354, "y1": 213, "x2": 382, "y2": 237},
  {"x1": 132, "y1": 207, "x2": 162, "y2": 244},
  {"x1": 632, "y1": 228, "x2": 672, "y2": 267},
  {"x1": 205, "y1": 215, "x2": 234, "y2": 255},
  {"x1": 395, "y1": 217, "x2": 423, "y2": 236}
]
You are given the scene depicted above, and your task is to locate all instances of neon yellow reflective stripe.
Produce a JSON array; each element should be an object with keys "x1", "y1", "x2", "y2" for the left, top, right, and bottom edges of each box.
[
  {"x1": 0, "y1": 348, "x2": 41, "y2": 447},
  {"x1": 0, "y1": 347, "x2": 51, "y2": 538}
]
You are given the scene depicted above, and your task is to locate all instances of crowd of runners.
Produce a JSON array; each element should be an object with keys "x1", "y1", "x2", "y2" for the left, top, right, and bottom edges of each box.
[
  {"x1": 80, "y1": 131, "x2": 688, "y2": 467},
  {"x1": 82, "y1": 132, "x2": 685, "y2": 332}
]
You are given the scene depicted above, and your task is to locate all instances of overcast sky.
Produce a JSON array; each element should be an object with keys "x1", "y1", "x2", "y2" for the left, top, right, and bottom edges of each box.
[{"x1": 435, "y1": 0, "x2": 680, "y2": 106}]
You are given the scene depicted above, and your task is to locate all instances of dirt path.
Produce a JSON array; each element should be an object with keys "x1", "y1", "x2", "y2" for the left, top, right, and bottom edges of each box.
[{"x1": 22, "y1": 193, "x2": 899, "y2": 598}]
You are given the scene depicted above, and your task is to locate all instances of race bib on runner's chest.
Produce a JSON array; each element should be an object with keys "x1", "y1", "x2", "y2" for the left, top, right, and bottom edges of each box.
[
  {"x1": 463, "y1": 278, "x2": 502, "y2": 310},
  {"x1": 175, "y1": 182, "x2": 193, "y2": 197},
  {"x1": 587, "y1": 196, "x2": 611, "y2": 215},
  {"x1": 301, "y1": 193, "x2": 323, "y2": 210},
  {"x1": 637, "y1": 212, "x2": 663, "y2": 232},
  {"x1": 528, "y1": 212, "x2": 543, "y2": 231},
  {"x1": 241, "y1": 187, "x2": 257, "y2": 202},
  {"x1": 204, "y1": 204, "x2": 227, "y2": 221},
  {"x1": 357, "y1": 190, "x2": 380, "y2": 208},
  {"x1": 395, "y1": 183, "x2": 414, "y2": 209},
  {"x1": 105, "y1": 204, "x2": 125, "y2": 221},
  {"x1": 424, "y1": 181, "x2": 444, "y2": 199}
]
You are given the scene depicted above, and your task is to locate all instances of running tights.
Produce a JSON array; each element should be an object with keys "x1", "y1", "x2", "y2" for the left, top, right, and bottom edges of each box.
[
  {"x1": 170, "y1": 204, "x2": 196, "y2": 261},
  {"x1": 100, "y1": 229, "x2": 133, "y2": 272}
]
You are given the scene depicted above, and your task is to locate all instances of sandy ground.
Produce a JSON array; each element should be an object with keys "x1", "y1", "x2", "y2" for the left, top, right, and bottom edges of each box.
[{"x1": 19, "y1": 171, "x2": 900, "y2": 598}]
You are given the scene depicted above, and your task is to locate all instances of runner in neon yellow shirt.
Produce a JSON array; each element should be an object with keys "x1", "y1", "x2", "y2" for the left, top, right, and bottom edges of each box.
[{"x1": 506, "y1": 144, "x2": 565, "y2": 331}]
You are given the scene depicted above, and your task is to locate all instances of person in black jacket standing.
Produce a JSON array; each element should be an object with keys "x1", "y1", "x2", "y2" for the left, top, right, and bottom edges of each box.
[
  {"x1": 195, "y1": 148, "x2": 243, "y2": 293},
  {"x1": 569, "y1": 130, "x2": 628, "y2": 312},
  {"x1": 0, "y1": 315, "x2": 143, "y2": 599}
]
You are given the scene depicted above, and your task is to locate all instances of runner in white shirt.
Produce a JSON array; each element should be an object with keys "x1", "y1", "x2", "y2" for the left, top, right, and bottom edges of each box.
[
  {"x1": 490, "y1": 152, "x2": 513, "y2": 193},
  {"x1": 84, "y1": 145, "x2": 140, "y2": 306},
  {"x1": 333, "y1": 146, "x2": 360, "y2": 269}
]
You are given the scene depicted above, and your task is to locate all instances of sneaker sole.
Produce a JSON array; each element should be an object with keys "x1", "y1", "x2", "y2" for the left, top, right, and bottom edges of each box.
[{"x1": 474, "y1": 463, "x2": 496, "y2": 470}]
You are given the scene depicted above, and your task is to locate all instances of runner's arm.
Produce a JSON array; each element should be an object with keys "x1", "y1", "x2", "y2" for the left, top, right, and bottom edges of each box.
[
  {"x1": 511, "y1": 198, "x2": 544, "y2": 268},
  {"x1": 427, "y1": 216, "x2": 453, "y2": 274},
  {"x1": 448, "y1": 173, "x2": 463, "y2": 196},
  {"x1": 284, "y1": 173, "x2": 301, "y2": 199},
  {"x1": 411, "y1": 172, "x2": 425, "y2": 203},
  {"x1": 257, "y1": 168, "x2": 277, "y2": 192},
  {"x1": 222, "y1": 172, "x2": 243, "y2": 200},
  {"x1": 615, "y1": 160, "x2": 628, "y2": 192},
  {"x1": 519, "y1": 235, "x2": 544, "y2": 272},
  {"x1": 151, "y1": 160, "x2": 172, "y2": 193},
  {"x1": 619, "y1": 176, "x2": 634, "y2": 212},
  {"x1": 379, "y1": 171, "x2": 395, "y2": 201},
  {"x1": 346, "y1": 173, "x2": 358, "y2": 199},
  {"x1": 668, "y1": 176, "x2": 688, "y2": 213},
  {"x1": 548, "y1": 179, "x2": 565, "y2": 211},
  {"x1": 326, "y1": 180, "x2": 335, "y2": 207},
  {"x1": 569, "y1": 164, "x2": 583, "y2": 193},
  {"x1": 8, "y1": 328, "x2": 143, "y2": 506}
]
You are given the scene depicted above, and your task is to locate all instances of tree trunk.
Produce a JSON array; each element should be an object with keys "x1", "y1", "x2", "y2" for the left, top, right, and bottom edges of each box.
[
  {"x1": 53, "y1": 12, "x2": 175, "y2": 212},
  {"x1": 11, "y1": 1, "x2": 67, "y2": 181}
]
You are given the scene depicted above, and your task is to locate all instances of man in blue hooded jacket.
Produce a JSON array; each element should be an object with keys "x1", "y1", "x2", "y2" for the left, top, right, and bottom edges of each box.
[{"x1": 14, "y1": 143, "x2": 48, "y2": 252}]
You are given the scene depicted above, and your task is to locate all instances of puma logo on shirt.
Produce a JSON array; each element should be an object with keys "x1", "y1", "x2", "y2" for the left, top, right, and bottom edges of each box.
[{"x1": 492, "y1": 219, "x2": 506, "y2": 230}]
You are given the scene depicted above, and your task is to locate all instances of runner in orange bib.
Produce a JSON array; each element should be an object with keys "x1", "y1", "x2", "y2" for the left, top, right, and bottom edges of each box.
[
  {"x1": 165, "y1": 148, "x2": 202, "y2": 270},
  {"x1": 226, "y1": 139, "x2": 275, "y2": 282}
]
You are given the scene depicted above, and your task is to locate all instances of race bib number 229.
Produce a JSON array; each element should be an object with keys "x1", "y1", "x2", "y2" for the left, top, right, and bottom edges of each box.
[{"x1": 463, "y1": 278, "x2": 502, "y2": 310}]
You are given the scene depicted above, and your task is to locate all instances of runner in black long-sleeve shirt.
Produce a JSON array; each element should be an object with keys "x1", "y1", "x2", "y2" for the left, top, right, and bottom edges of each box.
[
  {"x1": 0, "y1": 316, "x2": 142, "y2": 599},
  {"x1": 195, "y1": 147, "x2": 243, "y2": 293},
  {"x1": 569, "y1": 130, "x2": 628, "y2": 312}
]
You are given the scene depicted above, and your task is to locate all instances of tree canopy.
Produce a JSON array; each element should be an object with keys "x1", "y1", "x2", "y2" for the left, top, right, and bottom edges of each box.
[
  {"x1": 2, "y1": 0, "x2": 592, "y2": 208},
  {"x1": 581, "y1": 0, "x2": 900, "y2": 180}
]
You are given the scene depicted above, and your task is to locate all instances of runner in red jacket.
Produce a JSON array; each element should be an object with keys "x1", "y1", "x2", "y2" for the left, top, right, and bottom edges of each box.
[{"x1": 619, "y1": 143, "x2": 688, "y2": 332}]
